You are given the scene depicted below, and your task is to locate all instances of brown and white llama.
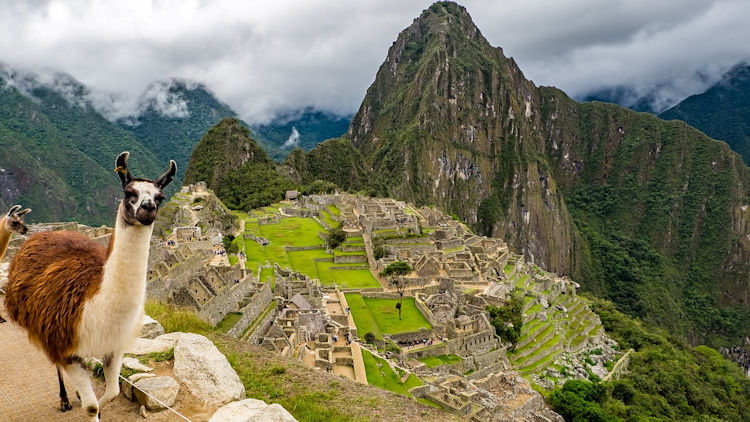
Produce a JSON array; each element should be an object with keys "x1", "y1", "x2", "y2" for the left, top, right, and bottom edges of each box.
[
  {"x1": 0, "y1": 205, "x2": 31, "y2": 323},
  {"x1": 4, "y1": 152, "x2": 175, "y2": 420}
]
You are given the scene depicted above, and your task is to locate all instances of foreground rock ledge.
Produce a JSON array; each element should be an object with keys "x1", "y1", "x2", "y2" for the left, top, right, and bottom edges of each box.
[
  {"x1": 209, "y1": 398, "x2": 298, "y2": 422},
  {"x1": 172, "y1": 332, "x2": 245, "y2": 405}
]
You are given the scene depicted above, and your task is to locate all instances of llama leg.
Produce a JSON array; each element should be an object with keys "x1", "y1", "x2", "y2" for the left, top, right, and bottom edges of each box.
[
  {"x1": 57, "y1": 365, "x2": 73, "y2": 411},
  {"x1": 63, "y1": 359, "x2": 99, "y2": 421},
  {"x1": 98, "y1": 352, "x2": 122, "y2": 409}
]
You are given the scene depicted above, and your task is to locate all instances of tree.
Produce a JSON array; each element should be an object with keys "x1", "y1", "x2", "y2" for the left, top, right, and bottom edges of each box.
[
  {"x1": 326, "y1": 224, "x2": 347, "y2": 249},
  {"x1": 379, "y1": 261, "x2": 413, "y2": 320}
]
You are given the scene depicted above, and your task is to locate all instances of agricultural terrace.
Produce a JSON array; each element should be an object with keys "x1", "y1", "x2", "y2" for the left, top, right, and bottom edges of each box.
[
  {"x1": 345, "y1": 293, "x2": 432, "y2": 340},
  {"x1": 231, "y1": 207, "x2": 379, "y2": 289},
  {"x1": 361, "y1": 349, "x2": 423, "y2": 397}
]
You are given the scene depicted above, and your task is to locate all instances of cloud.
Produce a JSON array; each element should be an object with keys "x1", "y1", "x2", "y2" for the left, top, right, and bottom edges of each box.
[
  {"x1": 283, "y1": 127, "x2": 300, "y2": 148},
  {"x1": 0, "y1": 0, "x2": 747, "y2": 121}
]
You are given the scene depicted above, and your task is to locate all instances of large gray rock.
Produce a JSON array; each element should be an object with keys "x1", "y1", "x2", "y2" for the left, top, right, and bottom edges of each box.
[
  {"x1": 122, "y1": 373, "x2": 156, "y2": 401},
  {"x1": 209, "y1": 399, "x2": 298, "y2": 422},
  {"x1": 172, "y1": 333, "x2": 245, "y2": 405},
  {"x1": 127, "y1": 336, "x2": 177, "y2": 355},
  {"x1": 133, "y1": 376, "x2": 180, "y2": 410},
  {"x1": 140, "y1": 315, "x2": 166, "y2": 339}
]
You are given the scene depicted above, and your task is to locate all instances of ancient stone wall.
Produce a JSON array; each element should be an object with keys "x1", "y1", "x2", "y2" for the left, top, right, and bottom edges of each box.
[{"x1": 226, "y1": 282, "x2": 273, "y2": 338}]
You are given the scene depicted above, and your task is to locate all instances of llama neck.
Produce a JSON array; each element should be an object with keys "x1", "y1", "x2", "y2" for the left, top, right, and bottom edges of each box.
[
  {"x1": 0, "y1": 217, "x2": 10, "y2": 259},
  {"x1": 102, "y1": 208, "x2": 154, "y2": 292}
]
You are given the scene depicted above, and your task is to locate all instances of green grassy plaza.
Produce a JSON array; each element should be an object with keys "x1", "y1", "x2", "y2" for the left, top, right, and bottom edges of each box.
[
  {"x1": 231, "y1": 210, "x2": 379, "y2": 288},
  {"x1": 345, "y1": 294, "x2": 432, "y2": 340},
  {"x1": 417, "y1": 354, "x2": 463, "y2": 368}
]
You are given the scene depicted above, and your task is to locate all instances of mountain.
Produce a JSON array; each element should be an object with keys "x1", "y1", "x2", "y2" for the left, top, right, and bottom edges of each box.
[
  {"x1": 332, "y1": 1, "x2": 750, "y2": 345},
  {"x1": 581, "y1": 86, "x2": 662, "y2": 114},
  {"x1": 183, "y1": 117, "x2": 294, "y2": 210},
  {"x1": 0, "y1": 67, "x2": 162, "y2": 226},
  {"x1": 660, "y1": 62, "x2": 750, "y2": 164},
  {"x1": 253, "y1": 108, "x2": 351, "y2": 161},
  {"x1": 117, "y1": 79, "x2": 241, "y2": 185}
]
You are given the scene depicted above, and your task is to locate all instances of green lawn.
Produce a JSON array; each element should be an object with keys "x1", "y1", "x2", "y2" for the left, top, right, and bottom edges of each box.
[
  {"x1": 327, "y1": 205, "x2": 341, "y2": 216},
  {"x1": 346, "y1": 294, "x2": 431, "y2": 337},
  {"x1": 361, "y1": 349, "x2": 420, "y2": 396},
  {"x1": 345, "y1": 293, "x2": 383, "y2": 340},
  {"x1": 363, "y1": 297, "x2": 432, "y2": 334},
  {"x1": 216, "y1": 312, "x2": 242, "y2": 333},
  {"x1": 259, "y1": 217, "x2": 325, "y2": 246},
  {"x1": 320, "y1": 210, "x2": 338, "y2": 228},
  {"x1": 287, "y1": 248, "x2": 331, "y2": 278},
  {"x1": 417, "y1": 354, "x2": 463, "y2": 368}
]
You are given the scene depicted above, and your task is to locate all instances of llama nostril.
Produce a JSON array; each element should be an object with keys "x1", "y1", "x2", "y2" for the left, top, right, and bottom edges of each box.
[{"x1": 140, "y1": 201, "x2": 156, "y2": 212}]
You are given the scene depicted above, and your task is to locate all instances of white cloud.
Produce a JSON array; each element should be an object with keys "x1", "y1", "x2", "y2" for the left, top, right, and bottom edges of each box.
[
  {"x1": 283, "y1": 127, "x2": 300, "y2": 148},
  {"x1": 0, "y1": 0, "x2": 747, "y2": 121}
]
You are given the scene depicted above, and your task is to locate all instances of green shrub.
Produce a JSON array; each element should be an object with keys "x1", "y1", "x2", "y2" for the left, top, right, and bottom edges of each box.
[{"x1": 364, "y1": 332, "x2": 376, "y2": 345}]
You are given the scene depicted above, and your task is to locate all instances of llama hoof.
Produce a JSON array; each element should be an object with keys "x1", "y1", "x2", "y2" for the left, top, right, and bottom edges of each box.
[{"x1": 59, "y1": 398, "x2": 73, "y2": 412}]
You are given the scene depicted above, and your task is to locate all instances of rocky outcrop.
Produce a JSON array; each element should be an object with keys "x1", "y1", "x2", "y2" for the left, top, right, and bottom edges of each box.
[
  {"x1": 172, "y1": 332, "x2": 246, "y2": 405},
  {"x1": 209, "y1": 398, "x2": 298, "y2": 422},
  {"x1": 133, "y1": 376, "x2": 180, "y2": 411},
  {"x1": 140, "y1": 315, "x2": 166, "y2": 339}
]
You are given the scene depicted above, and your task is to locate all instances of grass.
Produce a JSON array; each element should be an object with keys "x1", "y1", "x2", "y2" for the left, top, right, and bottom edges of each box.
[
  {"x1": 320, "y1": 210, "x2": 338, "y2": 228},
  {"x1": 242, "y1": 301, "x2": 277, "y2": 338},
  {"x1": 216, "y1": 312, "x2": 243, "y2": 333},
  {"x1": 228, "y1": 255, "x2": 239, "y2": 266},
  {"x1": 317, "y1": 262, "x2": 380, "y2": 288},
  {"x1": 345, "y1": 294, "x2": 432, "y2": 337},
  {"x1": 259, "y1": 217, "x2": 325, "y2": 246},
  {"x1": 417, "y1": 354, "x2": 463, "y2": 368},
  {"x1": 144, "y1": 301, "x2": 213, "y2": 334},
  {"x1": 138, "y1": 348, "x2": 175, "y2": 365},
  {"x1": 327, "y1": 205, "x2": 341, "y2": 216},
  {"x1": 344, "y1": 293, "x2": 383, "y2": 340},
  {"x1": 504, "y1": 263, "x2": 515, "y2": 275},
  {"x1": 361, "y1": 349, "x2": 415, "y2": 396}
]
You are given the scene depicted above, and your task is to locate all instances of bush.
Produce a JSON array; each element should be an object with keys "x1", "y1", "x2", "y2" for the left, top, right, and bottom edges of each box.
[
  {"x1": 385, "y1": 339, "x2": 402, "y2": 354},
  {"x1": 364, "y1": 332, "x2": 376, "y2": 345},
  {"x1": 373, "y1": 245, "x2": 387, "y2": 260},
  {"x1": 486, "y1": 289, "x2": 524, "y2": 345},
  {"x1": 326, "y1": 224, "x2": 347, "y2": 249}
]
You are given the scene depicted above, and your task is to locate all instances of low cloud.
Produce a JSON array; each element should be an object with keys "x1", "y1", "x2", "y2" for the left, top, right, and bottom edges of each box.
[
  {"x1": 0, "y1": 1, "x2": 747, "y2": 120},
  {"x1": 283, "y1": 127, "x2": 300, "y2": 148}
]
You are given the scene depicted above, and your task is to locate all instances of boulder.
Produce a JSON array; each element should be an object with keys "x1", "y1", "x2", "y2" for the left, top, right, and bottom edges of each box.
[
  {"x1": 209, "y1": 398, "x2": 298, "y2": 422},
  {"x1": 140, "y1": 315, "x2": 166, "y2": 339},
  {"x1": 122, "y1": 357, "x2": 154, "y2": 372},
  {"x1": 127, "y1": 336, "x2": 176, "y2": 355},
  {"x1": 133, "y1": 376, "x2": 180, "y2": 411},
  {"x1": 172, "y1": 333, "x2": 245, "y2": 405},
  {"x1": 122, "y1": 373, "x2": 156, "y2": 401}
]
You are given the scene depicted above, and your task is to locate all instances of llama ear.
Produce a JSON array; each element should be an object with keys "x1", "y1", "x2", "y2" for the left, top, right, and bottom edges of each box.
[
  {"x1": 16, "y1": 208, "x2": 31, "y2": 216},
  {"x1": 7, "y1": 205, "x2": 21, "y2": 216},
  {"x1": 156, "y1": 160, "x2": 177, "y2": 189},
  {"x1": 115, "y1": 151, "x2": 133, "y2": 188}
]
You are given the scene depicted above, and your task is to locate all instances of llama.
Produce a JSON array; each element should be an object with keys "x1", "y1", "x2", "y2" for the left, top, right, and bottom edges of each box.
[
  {"x1": 0, "y1": 205, "x2": 31, "y2": 323},
  {"x1": 4, "y1": 152, "x2": 175, "y2": 420}
]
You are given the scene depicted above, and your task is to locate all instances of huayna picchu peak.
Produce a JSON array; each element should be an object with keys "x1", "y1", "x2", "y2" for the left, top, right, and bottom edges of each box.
[{"x1": 337, "y1": 1, "x2": 750, "y2": 346}]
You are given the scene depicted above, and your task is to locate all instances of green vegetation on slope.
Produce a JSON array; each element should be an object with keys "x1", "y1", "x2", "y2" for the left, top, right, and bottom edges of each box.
[{"x1": 548, "y1": 297, "x2": 750, "y2": 421}]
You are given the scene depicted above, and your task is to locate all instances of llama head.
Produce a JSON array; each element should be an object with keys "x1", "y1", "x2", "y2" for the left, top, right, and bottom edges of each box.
[
  {"x1": 114, "y1": 151, "x2": 177, "y2": 226},
  {"x1": 3, "y1": 205, "x2": 31, "y2": 234}
]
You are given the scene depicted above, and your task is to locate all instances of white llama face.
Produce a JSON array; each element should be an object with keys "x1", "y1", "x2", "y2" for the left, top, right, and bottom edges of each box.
[{"x1": 122, "y1": 181, "x2": 165, "y2": 226}]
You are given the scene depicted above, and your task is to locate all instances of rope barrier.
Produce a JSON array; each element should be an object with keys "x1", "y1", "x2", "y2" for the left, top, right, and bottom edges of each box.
[{"x1": 90, "y1": 357, "x2": 194, "y2": 422}]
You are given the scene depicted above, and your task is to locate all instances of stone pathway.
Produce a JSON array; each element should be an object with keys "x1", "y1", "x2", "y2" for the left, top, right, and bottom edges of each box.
[{"x1": 0, "y1": 300, "x2": 93, "y2": 421}]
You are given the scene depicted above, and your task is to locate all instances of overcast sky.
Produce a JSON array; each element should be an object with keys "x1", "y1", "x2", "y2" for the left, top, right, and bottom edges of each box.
[{"x1": 0, "y1": 0, "x2": 747, "y2": 123}]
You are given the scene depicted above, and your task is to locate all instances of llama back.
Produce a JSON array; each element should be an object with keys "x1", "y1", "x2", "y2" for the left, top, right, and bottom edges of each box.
[{"x1": 5, "y1": 231, "x2": 107, "y2": 364}]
